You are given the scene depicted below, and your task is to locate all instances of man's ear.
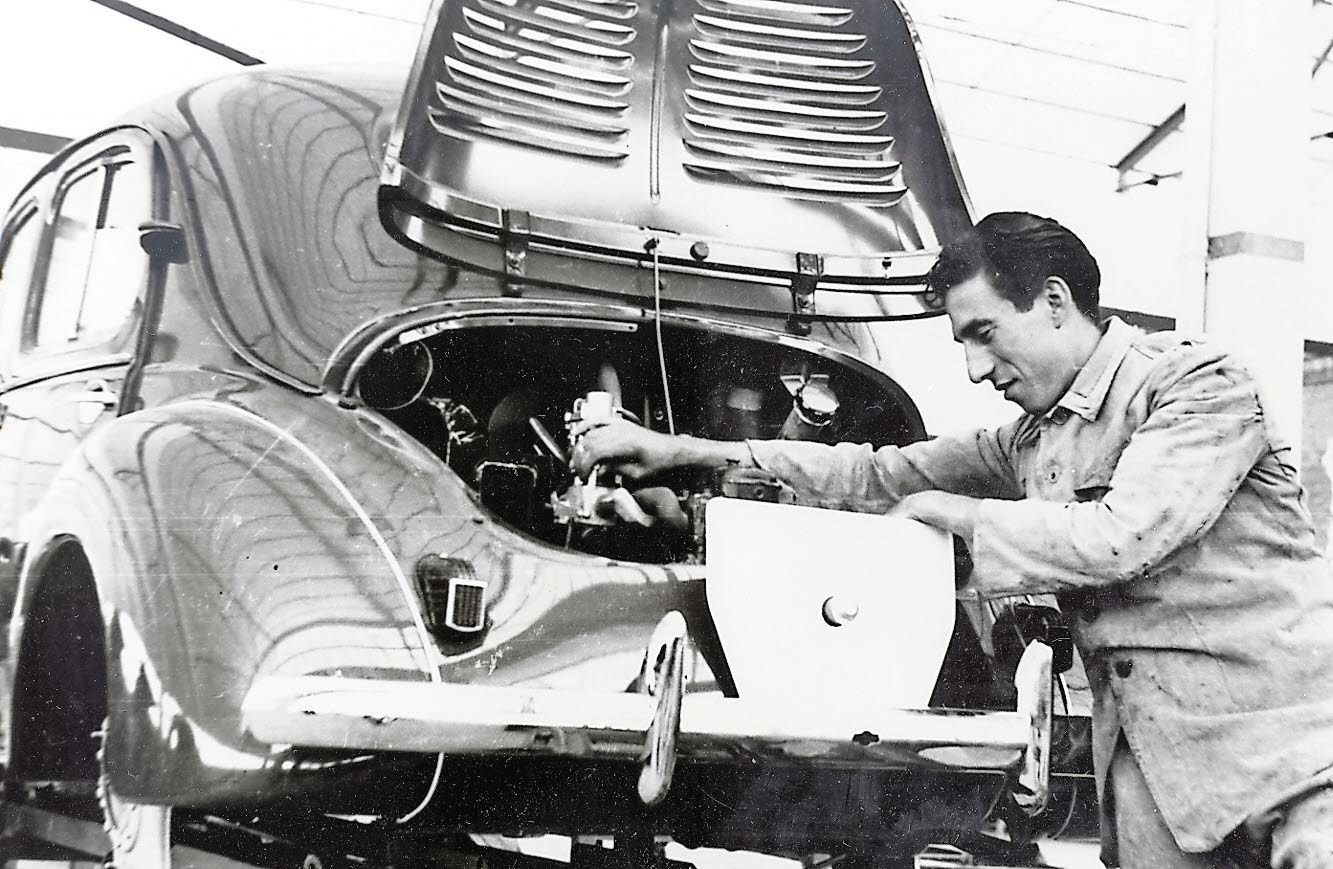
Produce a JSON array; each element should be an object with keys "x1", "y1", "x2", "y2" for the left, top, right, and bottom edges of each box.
[{"x1": 1042, "y1": 276, "x2": 1075, "y2": 327}]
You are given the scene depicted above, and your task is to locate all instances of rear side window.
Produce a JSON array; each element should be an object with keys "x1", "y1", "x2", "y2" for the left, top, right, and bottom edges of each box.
[
  {"x1": 0, "y1": 210, "x2": 42, "y2": 315},
  {"x1": 28, "y1": 151, "x2": 149, "y2": 354}
]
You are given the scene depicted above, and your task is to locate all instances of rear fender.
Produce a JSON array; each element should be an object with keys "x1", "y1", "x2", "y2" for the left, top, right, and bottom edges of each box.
[{"x1": 5, "y1": 397, "x2": 441, "y2": 802}]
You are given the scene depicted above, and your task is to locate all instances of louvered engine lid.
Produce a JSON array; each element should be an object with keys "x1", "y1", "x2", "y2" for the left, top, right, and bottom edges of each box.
[{"x1": 379, "y1": 0, "x2": 974, "y2": 322}]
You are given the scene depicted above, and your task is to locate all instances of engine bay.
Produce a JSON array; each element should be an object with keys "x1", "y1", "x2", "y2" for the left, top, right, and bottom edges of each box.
[{"x1": 358, "y1": 319, "x2": 920, "y2": 564}]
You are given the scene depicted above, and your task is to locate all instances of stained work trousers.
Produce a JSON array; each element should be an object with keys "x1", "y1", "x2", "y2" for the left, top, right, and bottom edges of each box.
[{"x1": 1109, "y1": 739, "x2": 1333, "y2": 868}]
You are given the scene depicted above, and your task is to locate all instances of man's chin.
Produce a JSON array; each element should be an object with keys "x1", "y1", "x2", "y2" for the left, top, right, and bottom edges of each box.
[{"x1": 1008, "y1": 391, "x2": 1047, "y2": 415}]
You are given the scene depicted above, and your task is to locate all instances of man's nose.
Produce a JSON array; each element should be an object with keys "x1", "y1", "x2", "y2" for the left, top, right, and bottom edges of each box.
[{"x1": 964, "y1": 345, "x2": 995, "y2": 384}]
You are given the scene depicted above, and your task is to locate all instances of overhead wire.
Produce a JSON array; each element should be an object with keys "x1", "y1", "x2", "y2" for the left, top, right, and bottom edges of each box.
[{"x1": 85, "y1": 0, "x2": 263, "y2": 65}]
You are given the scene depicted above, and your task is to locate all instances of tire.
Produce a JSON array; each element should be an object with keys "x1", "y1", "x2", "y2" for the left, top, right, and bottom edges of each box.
[{"x1": 100, "y1": 768, "x2": 173, "y2": 869}]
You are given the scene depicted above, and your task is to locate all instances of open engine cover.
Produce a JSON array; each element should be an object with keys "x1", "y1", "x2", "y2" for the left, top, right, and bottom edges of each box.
[{"x1": 380, "y1": 0, "x2": 974, "y2": 316}]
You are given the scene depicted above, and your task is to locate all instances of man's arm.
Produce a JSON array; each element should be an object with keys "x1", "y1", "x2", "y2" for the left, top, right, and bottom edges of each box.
[
  {"x1": 746, "y1": 427, "x2": 1025, "y2": 512},
  {"x1": 574, "y1": 418, "x2": 1027, "y2": 512},
  {"x1": 963, "y1": 344, "x2": 1269, "y2": 597}
]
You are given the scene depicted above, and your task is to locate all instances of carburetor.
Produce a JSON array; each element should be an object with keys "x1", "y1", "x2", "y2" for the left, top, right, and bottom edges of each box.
[{"x1": 551, "y1": 390, "x2": 648, "y2": 527}]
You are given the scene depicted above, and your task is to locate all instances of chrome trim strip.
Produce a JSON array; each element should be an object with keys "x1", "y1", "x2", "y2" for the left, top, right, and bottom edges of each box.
[{"x1": 388, "y1": 169, "x2": 940, "y2": 281}]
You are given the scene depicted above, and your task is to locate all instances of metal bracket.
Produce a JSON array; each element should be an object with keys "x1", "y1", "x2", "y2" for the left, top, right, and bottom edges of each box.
[
  {"x1": 1012, "y1": 640, "x2": 1053, "y2": 817},
  {"x1": 787, "y1": 252, "x2": 822, "y2": 335},
  {"x1": 500, "y1": 209, "x2": 530, "y2": 297}
]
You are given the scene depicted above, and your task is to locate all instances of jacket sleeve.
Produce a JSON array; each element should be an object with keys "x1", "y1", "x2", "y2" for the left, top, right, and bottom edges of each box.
[
  {"x1": 967, "y1": 344, "x2": 1268, "y2": 597},
  {"x1": 746, "y1": 422, "x2": 1026, "y2": 513}
]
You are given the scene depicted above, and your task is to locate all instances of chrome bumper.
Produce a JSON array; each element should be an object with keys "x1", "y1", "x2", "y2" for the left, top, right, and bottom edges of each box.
[{"x1": 242, "y1": 642, "x2": 1052, "y2": 803}]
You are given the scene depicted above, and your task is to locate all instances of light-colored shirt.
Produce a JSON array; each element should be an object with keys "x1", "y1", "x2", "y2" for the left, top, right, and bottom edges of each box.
[{"x1": 747, "y1": 317, "x2": 1333, "y2": 852}]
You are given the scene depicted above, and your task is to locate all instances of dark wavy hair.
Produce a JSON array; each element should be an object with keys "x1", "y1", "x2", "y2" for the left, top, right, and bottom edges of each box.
[{"x1": 925, "y1": 212, "x2": 1101, "y2": 321}]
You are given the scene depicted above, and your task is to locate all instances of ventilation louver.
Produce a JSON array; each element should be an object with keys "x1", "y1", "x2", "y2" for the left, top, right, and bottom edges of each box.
[
  {"x1": 680, "y1": 0, "x2": 907, "y2": 206},
  {"x1": 430, "y1": 0, "x2": 638, "y2": 161}
]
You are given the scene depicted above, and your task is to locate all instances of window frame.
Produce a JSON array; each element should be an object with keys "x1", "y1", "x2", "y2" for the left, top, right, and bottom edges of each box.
[{"x1": 7, "y1": 129, "x2": 159, "y2": 384}]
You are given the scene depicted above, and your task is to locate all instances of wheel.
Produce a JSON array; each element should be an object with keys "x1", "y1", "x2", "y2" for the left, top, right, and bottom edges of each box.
[{"x1": 99, "y1": 632, "x2": 180, "y2": 868}]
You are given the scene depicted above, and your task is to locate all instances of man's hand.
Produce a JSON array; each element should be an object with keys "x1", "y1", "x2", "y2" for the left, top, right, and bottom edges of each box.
[
  {"x1": 894, "y1": 490, "x2": 982, "y2": 539},
  {"x1": 570, "y1": 418, "x2": 684, "y2": 481},
  {"x1": 570, "y1": 418, "x2": 750, "y2": 481}
]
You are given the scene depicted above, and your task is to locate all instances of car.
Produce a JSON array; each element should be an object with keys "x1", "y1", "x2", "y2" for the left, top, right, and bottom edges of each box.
[{"x1": 0, "y1": 1, "x2": 1093, "y2": 866}]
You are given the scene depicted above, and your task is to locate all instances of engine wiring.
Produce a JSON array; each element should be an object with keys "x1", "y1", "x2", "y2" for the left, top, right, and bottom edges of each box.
[{"x1": 647, "y1": 238, "x2": 676, "y2": 435}]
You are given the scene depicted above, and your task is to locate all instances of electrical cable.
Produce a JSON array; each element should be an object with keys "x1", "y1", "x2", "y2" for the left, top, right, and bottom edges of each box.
[
  {"x1": 648, "y1": 239, "x2": 676, "y2": 435},
  {"x1": 396, "y1": 754, "x2": 444, "y2": 823}
]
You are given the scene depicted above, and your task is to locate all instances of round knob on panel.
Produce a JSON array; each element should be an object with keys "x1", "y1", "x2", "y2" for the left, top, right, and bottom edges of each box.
[{"x1": 822, "y1": 595, "x2": 859, "y2": 627}]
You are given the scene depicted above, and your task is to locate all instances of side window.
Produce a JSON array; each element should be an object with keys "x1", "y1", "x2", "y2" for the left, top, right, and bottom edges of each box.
[{"x1": 28, "y1": 150, "x2": 150, "y2": 355}]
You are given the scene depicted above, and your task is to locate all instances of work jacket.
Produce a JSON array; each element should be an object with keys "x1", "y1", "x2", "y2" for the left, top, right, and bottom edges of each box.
[{"x1": 747, "y1": 317, "x2": 1333, "y2": 852}]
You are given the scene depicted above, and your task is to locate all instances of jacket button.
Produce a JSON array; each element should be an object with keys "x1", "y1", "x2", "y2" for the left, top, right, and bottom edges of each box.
[{"x1": 1114, "y1": 660, "x2": 1134, "y2": 678}]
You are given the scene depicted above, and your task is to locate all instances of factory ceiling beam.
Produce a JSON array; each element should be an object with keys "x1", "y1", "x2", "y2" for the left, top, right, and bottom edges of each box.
[
  {"x1": 1116, "y1": 27, "x2": 1333, "y2": 191},
  {"x1": 0, "y1": 125, "x2": 71, "y2": 155},
  {"x1": 86, "y1": 0, "x2": 264, "y2": 66}
]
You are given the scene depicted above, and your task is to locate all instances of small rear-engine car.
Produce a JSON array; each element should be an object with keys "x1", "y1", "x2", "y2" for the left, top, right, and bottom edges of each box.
[{"x1": 0, "y1": 0, "x2": 1092, "y2": 865}]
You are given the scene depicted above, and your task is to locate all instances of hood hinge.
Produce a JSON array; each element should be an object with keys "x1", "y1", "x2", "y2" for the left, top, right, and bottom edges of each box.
[
  {"x1": 787, "y1": 252, "x2": 822, "y2": 335},
  {"x1": 501, "y1": 209, "x2": 530, "y2": 297}
]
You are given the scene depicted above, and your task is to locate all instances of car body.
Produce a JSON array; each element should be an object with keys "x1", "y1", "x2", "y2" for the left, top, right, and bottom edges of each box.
[{"x1": 0, "y1": 1, "x2": 1092, "y2": 864}]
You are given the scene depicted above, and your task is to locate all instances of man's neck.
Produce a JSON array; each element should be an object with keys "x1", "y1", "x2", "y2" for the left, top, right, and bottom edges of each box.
[{"x1": 1067, "y1": 316, "x2": 1105, "y2": 372}]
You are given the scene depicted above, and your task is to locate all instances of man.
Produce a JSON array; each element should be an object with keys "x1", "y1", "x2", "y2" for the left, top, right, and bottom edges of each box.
[{"x1": 573, "y1": 213, "x2": 1333, "y2": 867}]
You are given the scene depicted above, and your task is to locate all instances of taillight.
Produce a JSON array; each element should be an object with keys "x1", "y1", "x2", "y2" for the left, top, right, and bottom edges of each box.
[{"x1": 414, "y1": 554, "x2": 488, "y2": 636}]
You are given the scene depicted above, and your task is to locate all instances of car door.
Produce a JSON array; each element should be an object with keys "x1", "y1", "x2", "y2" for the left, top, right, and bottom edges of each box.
[{"x1": 0, "y1": 130, "x2": 157, "y2": 600}]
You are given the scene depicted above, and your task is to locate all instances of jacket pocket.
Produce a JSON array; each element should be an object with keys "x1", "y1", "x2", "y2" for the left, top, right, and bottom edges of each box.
[{"x1": 1072, "y1": 460, "x2": 1116, "y2": 502}]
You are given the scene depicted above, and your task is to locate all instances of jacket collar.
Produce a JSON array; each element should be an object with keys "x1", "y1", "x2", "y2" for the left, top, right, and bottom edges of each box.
[{"x1": 1053, "y1": 316, "x2": 1136, "y2": 422}]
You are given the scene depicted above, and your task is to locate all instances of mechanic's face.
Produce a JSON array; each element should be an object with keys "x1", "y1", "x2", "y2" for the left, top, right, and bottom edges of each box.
[{"x1": 945, "y1": 272, "x2": 1080, "y2": 415}]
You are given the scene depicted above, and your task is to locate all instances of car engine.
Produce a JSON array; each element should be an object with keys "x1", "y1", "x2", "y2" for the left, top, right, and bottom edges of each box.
[{"x1": 358, "y1": 320, "x2": 919, "y2": 564}]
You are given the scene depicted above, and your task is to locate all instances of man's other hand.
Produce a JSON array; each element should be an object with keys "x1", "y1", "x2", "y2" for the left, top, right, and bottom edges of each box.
[{"x1": 894, "y1": 490, "x2": 982, "y2": 539}]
